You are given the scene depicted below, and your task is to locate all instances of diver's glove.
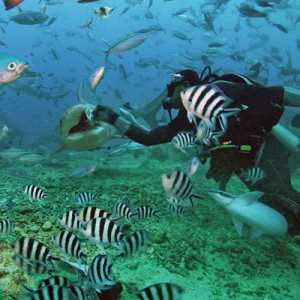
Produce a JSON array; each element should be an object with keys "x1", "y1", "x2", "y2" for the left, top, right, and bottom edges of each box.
[
  {"x1": 92, "y1": 104, "x2": 132, "y2": 134},
  {"x1": 92, "y1": 104, "x2": 119, "y2": 125}
]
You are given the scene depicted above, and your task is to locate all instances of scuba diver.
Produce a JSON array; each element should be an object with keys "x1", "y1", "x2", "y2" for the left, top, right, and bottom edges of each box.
[{"x1": 90, "y1": 68, "x2": 300, "y2": 236}]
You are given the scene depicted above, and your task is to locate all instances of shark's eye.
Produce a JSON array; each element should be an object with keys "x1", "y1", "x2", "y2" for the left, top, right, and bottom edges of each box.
[{"x1": 7, "y1": 61, "x2": 17, "y2": 71}]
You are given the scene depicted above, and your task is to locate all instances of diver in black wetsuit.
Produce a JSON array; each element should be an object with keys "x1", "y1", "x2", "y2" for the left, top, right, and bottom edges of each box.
[{"x1": 91, "y1": 68, "x2": 300, "y2": 235}]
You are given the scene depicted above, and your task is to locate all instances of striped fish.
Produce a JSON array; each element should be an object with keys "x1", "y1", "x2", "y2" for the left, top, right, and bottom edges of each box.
[
  {"x1": 166, "y1": 196, "x2": 187, "y2": 207},
  {"x1": 37, "y1": 276, "x2": 69, "y2": 288},
  {"x1": 181, "y1": 84, "x2": 240, "y2": 131},
  {"x1": 68, "y1": 286, "x2": 87, "y2": 300},
  {"x1": 113, "y1": 199, "x2": 135, "y2": 223},
  {"x1": 117, "y1": 230, "x2": 149, "y2": 257},
  {"x1": 11, "y1": 285, "x2": 79, "y2": 300},
  {"x1": 76, "y1": 206, "x2": 111, "y2": 223},
  {"x1": 81, "y1": 217, "x2": 125, "y2": 249},
  {"x1": 53, "y1": 230, "x2": 87, "y2": 263},
  {"x1": 161, "y1": 169, "x2": 203, "y2": 207},
  {"x1": 24, "y1": 184, "x2": 47, "y2": 202},
  {"x1": 12, "y1": 254, "x2": 49, "y2": 274},
  {"x1": 12, "y1": 237, "x2": 53, "y2": 267},
  {"x1": 88, "y1": 254, "x2": 116, "y2": 292},
  {"x1": 171, "y1": 131, "x2": 195, "y2": 152},
  {"x1": 195, "y1": 119, "x2": 224, "y2": 147},
  {"x1": 76, "y1": 192, "x2": 97, "y2": 207},
  {"x1": 58, "y1": 210, "x2": 83, "y2": 231},
  {"x1": 0, "y1": 219, "x2": 14, "y2": 234},
  {"x1": 134, "y1": 205, "x2": 160, "y2": 220},
  {"x1": 137, "y1": 282, "x2": 184, "y2": 300},
  {"x1": 167, "y1": 203, "x2": 189, "y2": 215},
  {"x1": 239, "y1": 167, "x2": 265, "y2": 185}
]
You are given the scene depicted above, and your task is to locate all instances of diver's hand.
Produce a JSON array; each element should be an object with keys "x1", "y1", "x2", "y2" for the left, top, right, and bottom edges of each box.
[{"x1": 92, "y1": 104, "x2": 119, "y2": 124}]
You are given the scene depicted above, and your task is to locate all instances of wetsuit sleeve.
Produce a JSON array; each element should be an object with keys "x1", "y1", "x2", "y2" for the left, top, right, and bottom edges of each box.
[{"x1": 125, "y1": 109, "x2": 193, "y2": 146}]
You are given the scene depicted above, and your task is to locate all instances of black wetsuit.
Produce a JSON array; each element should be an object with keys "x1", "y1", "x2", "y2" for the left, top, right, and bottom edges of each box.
[{"x1": 124, "y1": 73, "x2": 300, "y2": 235}]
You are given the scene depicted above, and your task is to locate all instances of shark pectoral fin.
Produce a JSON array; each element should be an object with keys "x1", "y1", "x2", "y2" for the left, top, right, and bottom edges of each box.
[
  {"x1": 249, "y1": 228, "x2": 264, "y2": 239},
  {"x1": 235, "y1": 191, "x2": 264, "y2": 206},
  {"x1": 231, "y1": 215, "x2": 244, "y2": 236}
]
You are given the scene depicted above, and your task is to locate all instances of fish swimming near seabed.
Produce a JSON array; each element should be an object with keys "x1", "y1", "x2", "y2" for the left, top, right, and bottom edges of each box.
[
  {"x1": 64, "y1": 163, "x2": 97, "y2": 179},
  {"x1": 0, "y1": 54, "x2": 28, "y2": 88},
  {"x1": 207, "y1": 189, "x2": 288, "y2": 237}
]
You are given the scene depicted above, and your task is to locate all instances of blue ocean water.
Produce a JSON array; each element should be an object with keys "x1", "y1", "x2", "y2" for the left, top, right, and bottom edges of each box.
[{"x1": 1, "y1": 1, "x2": 300, "y2": 299}]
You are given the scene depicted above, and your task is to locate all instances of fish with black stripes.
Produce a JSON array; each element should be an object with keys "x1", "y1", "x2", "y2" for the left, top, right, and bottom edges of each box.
[
  {"x1": 239, "y1": 167, "x2": 265, "y2": 185},
  {"x1": 24, "y1": 184, "x2": 47, "y2": 202},
  {"x1": 195, "y1": 119, "x2": 224, "y2": 147},
  {"x1": 10, "y1": 285, "x2": 80, "y2": 300},
  {"x1": 81, "y1": 217, "x2": 125, "y2": 250},
  {"x1": 161, "y1": 169, "x2": 203, "y2": 207},
  {"x1": 117, "y1": 230, "x2": 150, "y2": 257},
  {"x1": 0, "y1": 219, "x2": 14, "y2": 234},
  {"x1": 181, "y1": 84, "x2": 240, "y2": 131},
  {"x1": 58, "y1": 210, "x2": 83, "y2": 231},
  {"x1": 76, "y1": 192, "x2": 97, "y2": 207},
  {"x1": 137, "y1": 282, "x2": 184, "y2": 300},
  {"x1": 113, "y1": 198, "x2": 136, "y2": 223},
  {"x1": 87, "y1": 254, "x2": 116, "y2": 292},
  {"x1": 53, "y1": 230, "x2": 87, "y2": 263},
  {"x1": 11, "y1": 237, "x2": 54, "y2": 268},
  {"x1": 36, "y1": 275, "x2": 70, "y2": 288},
  {"x1": 167, "y1": 203, "x2": 189, "y2": 215},
  {"x1": 76, "y1": 206, "x2": 112, "y2": 223},
  {"x1": 134, "y1": 205, "x2": 160, "y2": 220},
  {"x1": 171, "y1": 131, "x2": 196, "y2": 153},
  {"x1": 12, "y1": 254, "x2": 49, "y2": 274}
]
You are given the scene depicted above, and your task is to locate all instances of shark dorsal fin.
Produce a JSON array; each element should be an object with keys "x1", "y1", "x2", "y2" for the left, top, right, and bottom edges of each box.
[{"x1": 235, "y1": 191, "x2": 264, "y2": 206}]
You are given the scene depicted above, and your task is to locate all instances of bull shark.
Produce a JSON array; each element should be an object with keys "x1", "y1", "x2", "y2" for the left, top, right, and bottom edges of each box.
[{"x1": 207, "y1": 189, "x2": 288, "y2": 237}]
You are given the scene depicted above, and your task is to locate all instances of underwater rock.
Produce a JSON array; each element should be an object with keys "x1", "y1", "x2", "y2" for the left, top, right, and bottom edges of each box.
[{"x1": 42, "y1": 221, "x2": 53, "y2": 231}]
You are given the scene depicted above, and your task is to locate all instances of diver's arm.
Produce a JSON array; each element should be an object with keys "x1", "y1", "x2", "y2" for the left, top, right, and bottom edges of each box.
[{"x1": 113, "y1": 109, "x2": 193, "y2": 146}]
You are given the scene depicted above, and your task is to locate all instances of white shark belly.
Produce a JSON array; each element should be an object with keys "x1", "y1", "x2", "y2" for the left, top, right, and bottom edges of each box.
[{"x1": 228, "y1": 202, "x2": 288, "y2": 236}]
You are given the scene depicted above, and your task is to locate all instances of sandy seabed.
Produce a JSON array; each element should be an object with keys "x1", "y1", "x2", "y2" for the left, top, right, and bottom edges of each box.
[{"x1": 0, "y1": 144, "x2": 299, "y2": 300}]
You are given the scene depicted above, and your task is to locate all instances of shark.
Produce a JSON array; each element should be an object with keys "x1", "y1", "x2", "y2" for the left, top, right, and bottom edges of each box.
[{"x1": 207, "y1": 189, "x2": 288, "y2": 237}]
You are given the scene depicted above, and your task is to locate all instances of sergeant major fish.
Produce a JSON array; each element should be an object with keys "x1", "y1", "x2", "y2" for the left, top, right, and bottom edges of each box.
[
  {"x1": 162, "y1": 169, "x2": 203, "y2": 207},
  {"x1": 0, "y1": 54, "x2": 28, "y2": 88},
  {"x1": 181, "y1": 84, "x2": 240, "y2": 131},
  {"x1": 24, "y1": 184, "x2": 47, "y2": 202}
]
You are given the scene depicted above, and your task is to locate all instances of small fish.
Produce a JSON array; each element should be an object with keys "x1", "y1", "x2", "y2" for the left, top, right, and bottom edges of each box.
[
  {"x1": 0, "y1": 219, "x2": 14, "y2": 234},
  {"x1": 12, "y1": 237, "x2": 54, "y2": 267},
  {"x1": 137, "y1": 282, "x2": 185, "y2": 300},
  {"x1": 93, "y1": 6, "x2": 115, "y2": 19},
  {"x1": 12, "y1": 254, "x2": 49, "y2": 274},
  {"x1": 113, "y1": 199, "x2": 136, "y2": 223},
  {"x1": 238, "y1": 3, "x2": 268, "y2": 18},
  {"x1": 117, "y1": 230, "x2": 149, "y2": 257},
  {"x1": 76, "y1": 192, "x2": 97, "y2": 207},
  {"x1": 165, "y1": 195, "x2": 187, "y2": 207},
  {"x1": 3, "y1": 0, "x2": 24, "y2": 10},
  {"x1": 0, "y1": 54, "x2": 29, "y2": 88},
  {"x1": 90, "y1": 66, "x2": 104, "y2": 93},
  {"x1": 24, "y1": 185, "x2": 47, "y2": 202},
  {"x1": 272, "y1": 23, "x2": 288, "y2": 34},
  {"x1": 88, "y1": 254, "x2": 116, "y2": 292},
  {"x1": 76, "y1": 206, "x2": 112, "y2": 223},
  {"x1": 195, "y1": 119, "x2": 224, "y2": 146},
  {"x1": 161, "y1": 169, "x2": 203, "y2": 207},
  {"x1": 171, "y1": 131, "x2": 195, "y2": 152},
  {"x1": 65, "y1": 163, "x2": 97, "y2": 179},
  {"x1": 58, "y1": 210, "x2": 83, "y2": 231},
  {"x1": 37, "y1": 276, "x2": 69, "y2": 288},
  {"x1": 81, "y1": 217, "x2": 125, "y2": 249},
  {"x1": 181, "y1": 84, "x2": 240, "y2": 131},
  {"x1": 167, "y1": 203, "x2": 189, "y2": 215},
  {"x1": 11, "y1": 285, "x2": 78, "y2": 300},
  {"x1": 18, "y1": 153, "x2": 48, "y2": 164},
  {"x1": 104, "y1": 34, "x2": 147, "y2": 59},
  {"x1": 186, "y1": 156, "x2": 200, "y2": 177},
  {"x1": 78, "y1": 16, "x2": 93, "y2": 28},
  {"x1": 134, "y1": 205, "x2": 160, "y2": 220},
  {"x1": 53, "y1": 230, "x2": 87, "y2": 263},
  {"x1": 0, "y1": 124, "x2": 8, "y2": 140},
  {"x1": 10, "y1": 11, "x2": 49, "y2": 25},
  {"x1": 240, "y1": 167, "x2": 265, "y2": 185}
]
